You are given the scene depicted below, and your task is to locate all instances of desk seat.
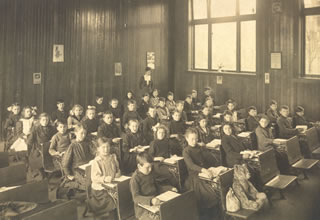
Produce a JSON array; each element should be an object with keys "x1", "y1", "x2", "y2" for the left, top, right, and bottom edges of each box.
[
  {"x1": 265, "y1": 175, "x2": 297, "y2": 189},
  {"x1": 292, "y1": 159, "x2": 318, "y2": 169}
]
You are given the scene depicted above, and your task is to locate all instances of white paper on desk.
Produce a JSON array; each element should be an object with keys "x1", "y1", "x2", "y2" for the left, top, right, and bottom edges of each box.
[
  {"x1": 237, "y1": 132, "x2": 252, "y2": 138},
  {"x1": 274, "y1": 138, "x2": 287, "y2": 144},
  {"x1": 296, "y1": 125, "x2": 308, "y2": 133},
  {"x1": 213, "y1": 113, "x2": 222, "y2": 119},
  {"x1": 198, "y1": 172, "x2": 212, "y2": 180},
  {"x1": 91, "y1": 132, "x2": 97, "y2": 136},
  {"x1": 163, "y1": 155, "x2": 183, "y2": 164},
  {"x1": 206, "y1": 139, "x2": 221, "y2": 149},
  {"x1": 138, "y1": 204, "x2": 159, "y2": 214},
  {"x1": 114, "y1": 175, "x2": 130, "y2": 182},
  {"x1": 156, "y1": 191, "x2": 180, "y2": 202},
  {"x1": 0, "y1": 185, "x2": 20, "y2": 192}
]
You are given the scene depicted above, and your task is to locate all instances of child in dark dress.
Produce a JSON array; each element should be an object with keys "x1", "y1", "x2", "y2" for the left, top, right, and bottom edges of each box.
[
  {"x1": 166, "y1": 92, "x2": 176, "y2": 115},
  {"x1": 138, "y1": 93, "x2": 150, "y2": 120},
  {"x1": 121, "y1": 119, "x2": 147, "y2": 174},
  {"x1": 4, "y1": 103, "x2": 21, "y2": 151},
  {"x1": 196, "y1": 114, "x2": 214, "y2": 146},
  {"x1": 81, "y1": 106, "x2": 99, "y2": 133},
  {"x1": 246, "y1": 106, "x2": 259, "y2": 132},
  {"x1": 122, "y1": 100, "x2": 142, "y2": 130},
  {"x1": 142, "y1": 106, "x2": 159, "y2": 144},
  {"x1": 108, "y1": 98, "x2": 122, "y2": 122},
  {"x1": 94, "y1": 95, "x2": 107, "y2": 120},
  {"x1": 169, "y1": 111, "x2": 187, "y2": 156},
  {"x1": 97, "y1": 111, "x2": 121, "y2": 141},
  {"x1": 266, "y1": 100, "x2": 279, "y2": 124},
  {"x1": 67, "y1": 104, "x2": 83, "y2": 130},
  {"x1": 51, "y1": 99, "x2": 68, "y2": 125},
  {"x1": 293, "y1": 106, "x2": 313, "y2": 128},
  {"x1": 156, "y1": 98, "x2": 170, "y2": 128}
]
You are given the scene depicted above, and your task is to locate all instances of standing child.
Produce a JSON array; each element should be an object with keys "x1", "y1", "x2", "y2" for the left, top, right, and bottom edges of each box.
[
  {"x1": 130, "y1": 152, "x2": 177, "y2": 220},
  {"x1": 67, "y1": 104, "x2": 83, "y2": 130},
  {"x1": 142, "y1": 107, "x2": 159, "y2": 144},
  {"x1": 81, "y1": 106, "x2": 99, "y2": 133},
  {"x1": 121, "y1": 120, "x2": 147, "y2": 174},
  {"x1": 94, "y1": 95, "x2": 107, "y2": 119},
  {"x1": 51, "y1": 99, "x2": 68, "y2": 125},
  {"x1": 166, "y1": 92, "x2": 176, "y2": 115},
  {"x1": 266, "y1": 100, "x2": 279, "y2": 124},
  {"x1": 87, "y1": 137, "x2": 120, "y2": 215},
  {"x1": 246, "y1": 106, "x2": 259, "y2": 132},
  {"x1": 183, "y1": 128, "x2": 220, "y2": 218},
  {"x1": 138, "y1": 93, "x2": 150, "y2": 120},
  {"x1": 62, "y1": 124, "x2": 94, "y2": 191},
  {"x1": 156, "y1": 97, "x2": 171, "y2": 127},
  {"x1": 122, "y1": 100, "x2": 142, "y2": 130},
  {"x1": 150, "y1": 89, "x2": 160, "y2": 108},
  {"x1": 4, "y1": 103, "x2": 21, "y2": 150}
]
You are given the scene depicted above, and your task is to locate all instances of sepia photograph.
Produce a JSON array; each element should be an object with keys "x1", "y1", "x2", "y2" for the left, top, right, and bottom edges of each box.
[{"x1": 0, "y1": 0, "x2": 320, "y2": 219}]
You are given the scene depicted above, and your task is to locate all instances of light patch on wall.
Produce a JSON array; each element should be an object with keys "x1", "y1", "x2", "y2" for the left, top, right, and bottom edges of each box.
[
  {"x1": 33, "y1": 73, "x2": 41, "y2": 85},
  {"x1": 217, "y1": 76, "x2": 223, "y2": 84}
]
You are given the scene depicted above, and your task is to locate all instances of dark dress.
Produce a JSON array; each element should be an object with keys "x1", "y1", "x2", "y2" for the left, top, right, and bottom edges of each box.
[
  {"x1": 293, "y1": 114, "x2": 313, "y2": 128},
  {"x1": 3, "y1": 113, "x2": 20, "y2": 150},
  {"x1": 142, "y1": 116, "x2": 159, "y2": 144},
  {"x1": 184, "y1": 102, "x2": 194, "y2": 121},
  {"x1": 81, "y1": 117, "x2": 100, "y2": 133},
  {"x1": 108, "y1": 106, "x2": 123, "y2": 119},
  {"x1": 138, "y1": 100, "x2": 150, "y2": 120},
  {"x1": 139, "y1": 75, "x2": 154, "y2": 96},
  {"x1": 97, "y1": 122, "x2": 120, "y2": 139},
  {"x1": 246, "y1": 115, "x2": 259, "y2": 132},
  {"x1": 51, "y1": 109, "x2": 68, "y2": 124},
  {"x1": 169, "y1": 120, "x2": 187, "y2": 156},
  {"x1": 221, "y1": 134, "x2": 245, "y2": 168},
  {"x1": 122, "y1": 111, "x2": 142, "y2": 128},
  {"x1": 121, "y1": 131, "x2": 146, "y2": 174},
  {"x1": 183, "y1": 145, "x2": 219, "y2": 209},
  {"x1": 94, "y1": 103, "x2": 107, "y2": 118},
  {"x1": 196, "y1": 126, "x2": 214, "y2": 144}
]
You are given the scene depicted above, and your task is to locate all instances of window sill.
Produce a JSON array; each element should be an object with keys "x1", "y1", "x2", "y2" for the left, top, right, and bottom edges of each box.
[
  {"x1": 187, "y1": 69, "x2": 256, "y2": 76},
  {"x1": 294, "y1": 76, "x2": 320, "y2": 83}
]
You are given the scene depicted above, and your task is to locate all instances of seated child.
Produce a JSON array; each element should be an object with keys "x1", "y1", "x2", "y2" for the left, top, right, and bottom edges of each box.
[
  {"x1": 202, "y1": 97, "x2": 214, "y2": 115},
  {"x1": 169, "y1": 111, "x2": 187, "y2": 156},
  {"x1": 121, "y1": 119, "x2": 147, "y2": 174},
  {"x1": 149, "y1": 126, "x2": 178, "y2": 187},
  {"x1": 142, "y1": 106, "x2": 159, "y2": 144},
  {"x1": 226, "y1": 99, "x2": 238, "y2": 122},
  {"x1": 49, "y1": 121, "x2": 71, "y2": 168},
  {"x1": 201, "y1": 106, "x2": 214, "y2": 128},
  {"x1": 277, "y1": 105, "x2": 302, "y2": 139},
  {"x1": 4, "y1": 103, "x2": 21, "y2": 150},
  {"x1": 108, "y1": 98, "x2": 123, "y2": 122},
  {"x1": 176, "y1": 100, "x2": 188, "y2": 122},
  {"x1": 97, "y1": 111, "x2": 121, "y2": 142},
  {"x1": 94, "y1": 95, "x2": 107, "y2": 119},
  {"x1": 138, "y1": 93, "x2": 150, "y2": 120},
  {"x1": 221, "y1": 124, "x2": 248, "y2": 168},
  {"x1": 183, "y1": 128, "x2": 220, "y2": 216},
  {"x1": 122, "y1": 100, "x2": 142, "y2": 130},
  {"x1": 232, "y1": 164, "x2": 268, "y2": 210},
  {"x1": 87, "y1": 137, "x2": 120, "y2": 215},
  {"x1": 221, "y1": 110, "x2": 238, "y2": 135},
  {"x1": 196, "y1": 114, "x2": 214, "y2": 146},
  {"x1": 166, "y1": 92, "x2": 176, "y2": 115},
  {"x1": 201, "y1": 87, "x2": 213, "y2": 105},
  {"x1": 184, "y1": 95, "x2": 196, "y2": 121},
  {"x1": 156, "y1": 97, "x2": 170, "y2": 127},
  {"x1": 81, "y1": 106, "x2": 99, "y2": 133},
  {"x1": 150, "y1": 89, "x2": 160, "y2": 108},
  {"x1": 130, "y1": 152, "x2": 177, "y2": 220},
  {"x1": 266, "y1": 100, "x2": 279, "y2": 124},
  {"x1": 51, "y1": 99, "x2": 68, "y2": 125},
  {"x1": 293, "y1": 106, "x2": 313, "y2": 128},
  {"x1": 67, "y1": 104, "x2": 83, "y2": 130},
  {"x1": 191, "y1": 89, "x2": 201, "y2": 110},
  {"x1": 62, "y1": 124, "x2": 94, "y2": 191},
  {"x1": 27, "y1": 113, "x2": 55, "y2": 180},
  {"x1": 123, "y1": 91, "x2": 136, "y2": 113},
  {"x1": 246, "y1": 106, "x2": 259, "y2": 132}
]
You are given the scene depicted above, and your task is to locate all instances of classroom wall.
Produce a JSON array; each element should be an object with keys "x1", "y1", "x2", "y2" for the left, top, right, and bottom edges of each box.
[
  {"x1": 173, "y1": 0, "x2": 320, "y2": 120},
  {"x1": 0, "y1": 0, "x2": 171, "y2": 135}
]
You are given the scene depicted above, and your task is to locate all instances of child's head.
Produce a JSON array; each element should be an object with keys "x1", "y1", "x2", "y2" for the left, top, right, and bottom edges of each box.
[
  {"x1": 148, "y1": 106, "x2": 157, "y2": 118},
  {"x1": 176, "y1": 101, "x2": 184, "y2": 112},
  {"x1": 202, "y1": 106, "x2": 210, "y2": 116},
  {"x1": 56, "y1": 121, "x2": 67, "y2": 134},
  {"x1": 72, "y1": 104, "x2": 83, "y2": 117},
  {"x1": 204, "y1": 87, "x2": 212, "y2": 96},
  {"x1": 172, "y1": 111, "x2": 181, "y2": 121},
  {"x1": 269, "y1": 100, "x2": 278, "y2": 111},
  {"x1": 279, "y1": 105, "x2": 290, "y2": 117},
  {"x1": 152, "y1": 89, "x2": 159, "y2": 97},
  {"x1": 226, "y1": 99, "x2": 235, "y2": 111},
  {"x1": 86, "y1": 106, "x2": 96, "y2": 119},
  {"x1": 56, "y1": 99, "x2": 65, "y2": 111},
  {"x1": 222, "y1": 123, "x2": 233, "y2": 136},
  {"x1": 39, "y1": 113, "x2": 50, "y2": 127},
  {"x1": 128, "y1": 119, "x2": 139, "y2": 133},
  {"x1": 248, "y1": 106, "x2": 257, "y2": 117},
  {"x1": 142, "y1": 93, "x2": 150, "y2": 102},
  {"x1": 110, "y1": 99, "x2": 119, "y2": 108},
  {"x1": 158, "y1": 97, "x2": 166, "y2": 107},
  {"x1": 191, "y1": 90, "x2": 197, "y2": 98},
  {"x1": 137, "y1": 152, "x2": 153, "y2": 175},
  {"x1": 127, "y1": 100, "x2": 136, "y2": 112},
  {"x1": 295, "y1": 106, "x2": 305, "y2": 116},
  {"x1": 167, "y1": 92, "x2": 174, "y2": 101},
  {"x1": 21, "y1": 106, "x2": 32, "y2": 119},
  {"x1": 258, "y1": 115, "x2": 269, "y2": 128},
  {"x1": 97, "y1": 137, "x2": 112, "y2": 157},
  {"x1": 223, "y1": 110, "x2": 233, "y2": 122},
  {"x1": 185, "y1": 95, "x2": 192, "y2": 104},
  {"x1": 197, "y1": 114, "x2": 207, "y2": 128},
  {"x1": 185, "y1": 128, "x2": 198, "y2": 147},
  {"x1": 103, "y1": 111, "x2": 114, "y2": 124},
  {"x1": 96, "y1": 95, "x2": 104, "y2": 105},
  {"x1": 74, "y1": 124, "x2": 87, "y2": 141},
  {"x1": 145, "y1": 66, "x2": 152, "y2": 76},
  {"x1": 205, "y1": 97, "x2": 213, "y2": 107},
  {"x1": 10, "y1": 103, "x2": 21, "y2": 115},
  {"x1": 127, "y1": 91, "x2": 133, "y2": 99},
  {"x1": 154, "y1": 125, "x2": 168, "y2": 140}
]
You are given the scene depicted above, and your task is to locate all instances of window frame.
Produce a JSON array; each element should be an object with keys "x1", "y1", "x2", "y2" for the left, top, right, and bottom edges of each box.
[
  {"x1": 301, "y1": 2, "x2": 320, "y2": 77},
  {"x1": 189, "y1": 0, "x2": 257, "y2": 74}
]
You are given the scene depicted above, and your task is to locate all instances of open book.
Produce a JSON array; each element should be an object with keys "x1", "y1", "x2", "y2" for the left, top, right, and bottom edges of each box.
[
  {"x1": 114, "y1": 175, "x2": 131, "y2": 182},
  {"x1": 129, "y1": 145, "x2": 150, "y2": 153},
  {"x1": 237, "y1": 132, "x2": 252, "y2": 138},
  {"x1": 163, "y1": 155, "x2": 184, "y2": 164},
  {"x1": 206, "y1": 139, "x2": 221, "y2": 149},
  {"x1": 273, "y1": 138, "x2": 287, "y2": 145},
  {"x1": 240, "y1": 150, "x2": 261, "y2": 159}
]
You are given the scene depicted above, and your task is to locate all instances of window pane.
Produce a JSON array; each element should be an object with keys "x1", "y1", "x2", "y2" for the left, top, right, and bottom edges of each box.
[
  {"x1": 211, "y1": 0, "x2": 236, "y2": 18},
  {"x1": 241, "y1": 21, "x2": 256, "y2": 72},
  {"x1": 193, "y1": 0, "x2": 208, "y2": 19},
  {"x1": 304, "y1": 0, "x2": 320, "y2": 8},
  {"x1": 195, "y1": 25, "x2": 209, "y2": 69},
  {"x1": 240, "y1": 0, "x2": 256, "y2": 15},
  {"x1": 212, "y1": 22, "x2": 236, "y2": 71},
  {"x1": 305, "y1": 15, "x2": 320, "y2": 75}
]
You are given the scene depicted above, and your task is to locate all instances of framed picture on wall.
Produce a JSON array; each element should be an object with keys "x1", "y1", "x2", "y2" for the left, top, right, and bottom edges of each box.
[
  {"x1": 33, "y1": 73, "x2": 41, "y2": 84},
  {"x1": 115, "y1": 62, "x2": 122, "y2": 76},
  {"x1": 53, "y1": 44, "x2": 64, "y2": 62},
  {"x1": 147, "y1": 52, "x2": 155, "y2": 69},
  {"x1": 270, "y1": 52, "x2": 282, "y2": 69}
]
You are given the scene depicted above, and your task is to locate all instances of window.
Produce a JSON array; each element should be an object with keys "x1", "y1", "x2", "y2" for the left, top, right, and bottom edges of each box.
[
  {"x1": 190, "y1": 0, "x2": 257, "y2": 73},
  {"x1": 303, "y1": 1, "x2": 320, "y2": 75}
]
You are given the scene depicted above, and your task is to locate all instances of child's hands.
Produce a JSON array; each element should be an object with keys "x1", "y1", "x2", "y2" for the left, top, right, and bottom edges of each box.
[
  {"x1": 115, "y1": 118, "x2": 120, "y2": 122},
  {"x1": 104, "y1": 176, "x2": 113, "y2": 183},
  {"x1": 198, "y1": 142, "x2": 205, "y2": 147},
  {"x1": 242, "y1": 153, "x2": 250, "y2": 159},
  {"x1": 151, "y1": 197, "x2": 161, "y2": 206},
  {"x1": 171, "y1": 187, "x2": 178, "y2": 192},
  {"x1": 112, "y1": 138, "x2": 121, "y2": 143},
  {"x1": 67, "y1": 175, "x2": 75, "y2": 181}
]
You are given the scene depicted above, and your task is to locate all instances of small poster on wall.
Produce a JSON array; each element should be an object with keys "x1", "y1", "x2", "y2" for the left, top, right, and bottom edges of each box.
[
  {"x1": 115, "y1": 62, "x2": 122, "y2": 76},
  {"x1": 147, "y1": 52, "x2": 155, "y2": 69},
  {"x1": 271, "y1": 52, "x2": 282, "y2": 69},
  {"x1": 33, "y1": 73, "x2": 41, "y2": 84},
  {"x1": 53, "y1": 44, "x2": 64, "y2": 62}
]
